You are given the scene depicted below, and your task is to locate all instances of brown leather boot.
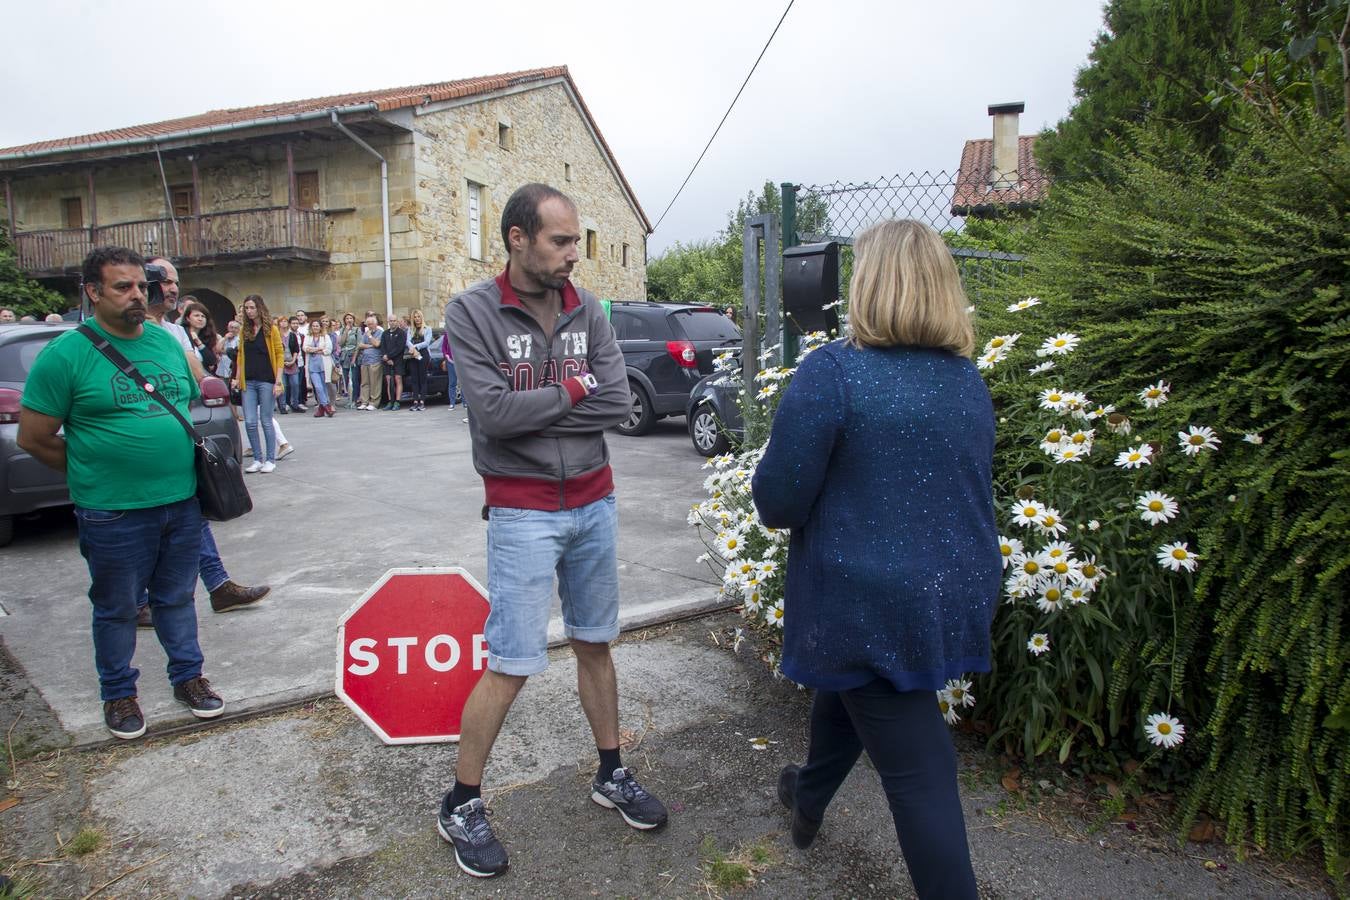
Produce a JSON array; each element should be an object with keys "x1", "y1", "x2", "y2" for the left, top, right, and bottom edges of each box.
[
  {"x1": 209, "y1": 581, "x2": 271, "y2": 613},
  {"x1": 313, "y1": 405, "x2": 325, "y2": 418}
]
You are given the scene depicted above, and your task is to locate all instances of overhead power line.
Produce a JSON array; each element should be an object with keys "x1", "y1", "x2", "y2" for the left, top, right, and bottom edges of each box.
[{"x1": 650, "y1": 0, "x2": 796, "y2": 235}]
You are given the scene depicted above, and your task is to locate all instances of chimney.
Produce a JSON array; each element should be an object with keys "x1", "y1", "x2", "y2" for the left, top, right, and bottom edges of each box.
[{"x1": 987, "y1": 101, "x2": 1024, "y2": 189}]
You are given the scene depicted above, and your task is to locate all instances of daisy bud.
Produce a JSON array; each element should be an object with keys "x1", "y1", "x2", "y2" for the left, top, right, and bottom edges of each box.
[
  {"x1": 1016, "y1": 485, "x2": 1037, "y2": 501},
  {"x1": 1147, "y1": 441, "x2": 1163, "y2": 457}
]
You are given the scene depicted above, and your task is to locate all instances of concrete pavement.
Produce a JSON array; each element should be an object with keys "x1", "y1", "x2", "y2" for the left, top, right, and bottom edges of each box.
[{"x1": 0, "y1": 403, "x2": 721, "y2": 746}]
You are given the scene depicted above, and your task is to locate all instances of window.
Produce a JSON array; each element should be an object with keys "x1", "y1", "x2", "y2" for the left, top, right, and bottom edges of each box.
[
  {"x1": 622, "y1": 243, "x2": 630, "y2": 268},
  {"x1": 497, "y1": 123, "x2": 512, "y2": 150},
  {"x1": 564, "y1": 163, "x2": 572, "y2": 182},
  {"x1": 61, "y1": 197, "x2": 83, "y2": 229},
  {"x1": 585, "y1": 229, "x2": 597, "y2": 260},
  {"x1": 295, "y1": 171, "x2": 320, "y2": 210},
  {"x1": 467, "y1": 182, "x2": 483, "y2": 260},
  {"x1": 170, "y1": 184, "x2": 195, "y2": 218}
]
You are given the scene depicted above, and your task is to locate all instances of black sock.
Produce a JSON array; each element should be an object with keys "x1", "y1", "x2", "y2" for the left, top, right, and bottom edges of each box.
[
  {"x1": 446, "y1": 780, "x2": 481, "y2": 811},
  {"x1": 597, "y1": 746, "x2": 622, "y2": 782}
]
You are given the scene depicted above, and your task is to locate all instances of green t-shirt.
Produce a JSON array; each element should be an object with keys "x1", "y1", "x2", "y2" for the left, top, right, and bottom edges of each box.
[{"x1": 21, "y1": 320, "x2": 200, "y2": 510}]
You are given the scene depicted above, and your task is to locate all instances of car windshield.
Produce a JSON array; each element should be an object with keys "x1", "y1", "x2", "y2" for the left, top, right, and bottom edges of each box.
[
  {"x1": 0, "y1": 333, "x2": 62, "y2": 384},
  {"x1": 671, "y1": 310, "x2": 740, "y2": 341}
]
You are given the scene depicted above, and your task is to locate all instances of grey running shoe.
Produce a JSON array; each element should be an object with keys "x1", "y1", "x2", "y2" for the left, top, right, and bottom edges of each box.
[
  {"x1": 591, "y1": 767, "x2": 668, "y2": 830},
  {"x1": 437, "y1": 796, "x2": 508, "y2": 878}
]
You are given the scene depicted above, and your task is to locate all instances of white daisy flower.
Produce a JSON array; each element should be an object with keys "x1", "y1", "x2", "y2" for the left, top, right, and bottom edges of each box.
[
  {"x1": 1035, "y1": 509, "x2": 1069, "y2": 537},
  {"x1": 1087, "y1": 519, "x2": 1101, "y2": 532},
  {"x1": 977, "y1": 346, "x2": 1008, "y2": 370},
  {"x1": 743, "y1": 590, "x2": 764, "y2": 614},
  {"x1": 1157, "y1": 541, "x2": 1200, "y2": 573},
  {"x1": 1035, "y1": 581, "x2": 1068, "y2": 613},
  {"x1": 1079, "y1": 403, "x2": 1115, "y2": 421},
  {"x1": 1010, "y1": 552, "x2": 1044, "y2": 580},
  {"x1": 1178, "y1": 425, "x2": 1220, "y2": 456},
  {"x1": 769, "y1": 600, "x2": 785, "y2": 627},
  {"x1": 1066, "y1": 583, "x2": 1092, "y2": 604},
  {"x1": 1139, "y1": 380, "x2": 1171, "y2": 409},
  {"x1": 1027, "y1": 633, "x2": 1051, "y2": 656},
  {"x1": 998, "y1": 535, "x2": 1024, "y2": 569},
  {"x1": 1036, "y1": 332, "x2": 1080, "y2": 357},
  {"x1": 1038, "y1": 388, "x2": 1071, "y2": 412},
  {"x1": 1038, "y1": 427, "x2": 1068, "y2": 455},
  {"x1": 1137, "y1": 491, "x2": 1180, "y2": 526},
  {"x1": 1143, "y1": 712, "x2": 1185, "y2": 749},
  {"x1": 1105, "y1": 413, "x2": 1132, "y2": 435},
  {"x1": 984, "y1": 333, "x2": 1021, "y2": 353},
  {"x1": 1074, "y1": 556, "x2": 1106, "y2": 589},
  {"x1": 1055, "y1": 446, "x2": 1088, "y2": 464},
  {"x1": 1066, "y1": 428, "x2": 1095, "y2": 449},
  {"x1": 1242, "y1": 432, "x2": 1263, "y2": 445},
  {"x1": 716, "y1": 530, "x2": 747, "y2": 560},
  {"x1": 1042, "y1": 540, "x2": 1074, "y2": 564},
  {"x1": 938, "y1": 695, "x2": 961, "y2": 725},
  {"x1": 945, "y1": 678, "x2": 977, "y2": 708},
  {"x1": 756, "y1": 383, "x2": 779, "y2": 401},
  {"x1": 1011, "y1": 499, "x2": 1047, "y2": 528},
  {"x1": 1004, "y1": 570, "x2": 1043, "y2": 600},
  {"x1": 1028, "y1": 361, "x2": 1056, "y2": 375},
  {"x1": 1115, "y1": 444, "x2": 1154, "y2": 469},
  {"x1": 1007, "y1": 297, "x2": 1042, "y2": 312},
  {"x1": 757, "y1": 560, "x2": 779, "y2": 578}
]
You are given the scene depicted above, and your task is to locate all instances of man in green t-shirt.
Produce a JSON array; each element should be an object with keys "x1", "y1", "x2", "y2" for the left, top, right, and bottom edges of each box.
[{"x1": 17, "y1": 246, "x2": 226, "y2": 740}]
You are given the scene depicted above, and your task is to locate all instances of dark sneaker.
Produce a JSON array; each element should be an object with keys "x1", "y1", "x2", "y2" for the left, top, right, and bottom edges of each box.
[
  {"x1": 135, "y1": 604, "x2": 153, "y2": 629},
  {"x1": 104, "y1": 696, "x2": 146, "y2": 740},
  {"x1": 437, "y1": 796, "x2": 508, "y2": 878},
  {"x1": 777, "y1": 764, "x2": 821, "y2": 849},
  {"x1": 209, "y1": 580, "x2": 270, "y2": 613},
  {"x1": 591, "y1": 767, "x2": 668, "y2": 830},
  {"x1": 173, "y1": 676, "x2": 225, "y2": 718}
]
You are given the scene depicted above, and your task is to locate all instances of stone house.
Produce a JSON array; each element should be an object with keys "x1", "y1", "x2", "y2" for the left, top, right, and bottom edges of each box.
[
  {"x1": 951, "y1": 102, "x2": 1050, "y2": 218},
  {"x1": 0, "y1": 66, "x2": 650, "y2": 327}
]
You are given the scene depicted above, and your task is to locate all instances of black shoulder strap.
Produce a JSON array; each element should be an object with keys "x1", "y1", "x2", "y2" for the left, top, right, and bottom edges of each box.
[{"x1": 77, "y1": 324, "x2": 200, "y2": 445}]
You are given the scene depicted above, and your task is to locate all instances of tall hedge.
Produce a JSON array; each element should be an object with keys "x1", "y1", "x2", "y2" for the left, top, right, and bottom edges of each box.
[{"x1": 978, "y1": 113, "x2": 1348, "y2": 875}]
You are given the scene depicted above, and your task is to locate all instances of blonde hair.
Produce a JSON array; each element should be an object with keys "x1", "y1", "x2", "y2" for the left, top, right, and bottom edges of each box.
[{"x1": 847, "y1": 219, "x2": 974, "y2": 356}]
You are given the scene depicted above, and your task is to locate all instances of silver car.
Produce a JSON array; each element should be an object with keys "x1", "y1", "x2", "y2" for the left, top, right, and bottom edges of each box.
[{"x1": 0, "y1": 322, "x2": 242, "y2": 547}]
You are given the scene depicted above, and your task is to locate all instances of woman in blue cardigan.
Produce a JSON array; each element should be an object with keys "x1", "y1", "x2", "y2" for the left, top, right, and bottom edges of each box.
[{"x1": 752, "y1": 219, "x2": 998, "y2": 899}]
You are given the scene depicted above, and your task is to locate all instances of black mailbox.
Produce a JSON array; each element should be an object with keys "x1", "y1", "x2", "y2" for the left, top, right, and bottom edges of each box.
[{"x1": 782, "y1": 242, "x2": 840, "y2": 336}]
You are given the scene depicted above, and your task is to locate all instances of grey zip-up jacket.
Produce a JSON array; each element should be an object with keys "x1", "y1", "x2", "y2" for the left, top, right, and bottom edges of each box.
[{"x1": 444, "y1": 268, "x2": 629, "y2": 510}]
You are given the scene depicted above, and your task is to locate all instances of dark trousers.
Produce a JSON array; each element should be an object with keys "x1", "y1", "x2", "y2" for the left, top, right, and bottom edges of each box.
[
  {"x1": 405, "y1": 356, "x2": 428, "y2": 400},
  {"x1": 795, "y1": 678, "x2": 978, "y2": 899}
]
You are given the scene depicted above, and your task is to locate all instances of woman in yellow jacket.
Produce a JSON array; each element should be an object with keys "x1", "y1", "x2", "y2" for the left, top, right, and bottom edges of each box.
[{"x1": 234, "y1": 294, "x2": 286, "y2": 473}]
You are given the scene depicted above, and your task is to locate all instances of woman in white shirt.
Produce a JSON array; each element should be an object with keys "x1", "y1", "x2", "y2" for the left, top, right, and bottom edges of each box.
[{"x1": 303, "y1": 320, "x2": 335, "y2": 417}]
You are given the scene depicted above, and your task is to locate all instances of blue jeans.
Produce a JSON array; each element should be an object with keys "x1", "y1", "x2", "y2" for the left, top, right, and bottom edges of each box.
[
  {"x1": 484, "y1": 494, "x2": 619, "y2": 676},
  {"x1": 446, "y1": 360, "x2": 458, "y2": 404},
  {"x1": 75, "y1": 497, "x2": 205, "y2": 700},
  {"x1": 283, "y1": 368, "x2": 302, "y2": 409},
  {"x1": 198, "y1": 521, "x2": 229, "y2": 592},
  {"x1": 241, "y1": 380, "x2": 277, "y2": 462},
  {"x1": 307, "y1": 362, "x2": 330, "y2": 407}
]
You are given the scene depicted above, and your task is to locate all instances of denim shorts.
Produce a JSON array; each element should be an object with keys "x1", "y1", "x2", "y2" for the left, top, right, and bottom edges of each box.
[{"x1": 484, "y1": 494, "x2": 619, "y2": 675}]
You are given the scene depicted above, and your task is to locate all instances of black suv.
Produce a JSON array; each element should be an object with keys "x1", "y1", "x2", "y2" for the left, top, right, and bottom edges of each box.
[{"x1": 609, "y1": 302, "x2": 741, "y2": 436}]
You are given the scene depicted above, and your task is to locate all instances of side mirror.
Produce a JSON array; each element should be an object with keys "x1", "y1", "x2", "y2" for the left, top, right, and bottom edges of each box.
[{"x1": 200, "y1": 376, "x2": 229, "y2": 407}]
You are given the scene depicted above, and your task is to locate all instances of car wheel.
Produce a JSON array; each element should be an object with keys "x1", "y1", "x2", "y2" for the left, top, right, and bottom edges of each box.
[
  {"x1": 0, "y1": 515, "x2": 12, "y2": 548},
  {"x1": 615, "y1": 380, "x2": 656, "y2": 436},
  {"x1": 689, "y1": 403, "x2": 730, "y2": 457}
]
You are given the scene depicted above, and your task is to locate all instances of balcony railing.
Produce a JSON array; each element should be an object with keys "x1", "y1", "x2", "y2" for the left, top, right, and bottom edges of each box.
[{"x1": 13, "y1": 206, "x2": 328, "y2": 275}]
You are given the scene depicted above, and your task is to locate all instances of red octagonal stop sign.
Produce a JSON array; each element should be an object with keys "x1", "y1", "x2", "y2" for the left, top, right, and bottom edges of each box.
[{"x1": 335, "y1": 567, "x2": 490, "y2": 744}]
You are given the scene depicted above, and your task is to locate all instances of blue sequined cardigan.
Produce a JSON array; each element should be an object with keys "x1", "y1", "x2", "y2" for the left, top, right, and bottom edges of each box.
[{"x1": 751, "y1": 340, "x2": 1000, "y2": 692}]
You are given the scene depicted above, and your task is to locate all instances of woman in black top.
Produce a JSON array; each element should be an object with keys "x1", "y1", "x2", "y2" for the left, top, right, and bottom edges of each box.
[
  {"x1": 182, "y1": 298, "x2": 221, "y2": 373},
  {"x1": 379, "y1": 315, "x2": 408, "y2": 410}
]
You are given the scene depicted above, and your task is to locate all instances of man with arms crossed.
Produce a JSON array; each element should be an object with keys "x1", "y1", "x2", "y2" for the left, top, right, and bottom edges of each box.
[
  {"x1": 17, "y1": 247, "x2": 225, "y2": 739},
  {"x1": 437, "y1": 184, "x2": 667, "y2": 878}
]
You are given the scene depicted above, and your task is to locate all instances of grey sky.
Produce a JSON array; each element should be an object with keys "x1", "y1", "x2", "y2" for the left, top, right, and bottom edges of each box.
[{"x1": 3, "y1": 0, "x2": 1104, "y2": 255}]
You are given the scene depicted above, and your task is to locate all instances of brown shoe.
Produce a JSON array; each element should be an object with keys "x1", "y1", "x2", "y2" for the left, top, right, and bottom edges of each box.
[
  {"x1": 209, "y1": 581, "x2": 270, "y2": 613},
  {"x1": 136, "y1": 605, "x2": 153, "y2": 628}
]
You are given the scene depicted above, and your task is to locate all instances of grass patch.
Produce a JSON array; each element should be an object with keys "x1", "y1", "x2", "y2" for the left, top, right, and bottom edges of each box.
[
  {"x1": 63, "y1": 827, "x2": 102, "y2": 857},
  {"x1": 699, "y1": 834, "x2": 780, "y2": 891}
]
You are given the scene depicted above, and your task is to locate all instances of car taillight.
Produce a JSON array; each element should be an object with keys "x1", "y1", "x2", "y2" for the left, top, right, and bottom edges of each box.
[
  {"x1": 666, "y1": 340, "x2": 698, "y2": 368},
  {"x1": 0, "y1": 388, "x2": 21, "y2": 424}
]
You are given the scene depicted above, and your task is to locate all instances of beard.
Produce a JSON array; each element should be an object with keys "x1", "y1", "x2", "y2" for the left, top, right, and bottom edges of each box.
[
  {"x1": 519, "y1": 250, "x2": 570, "y2": 291},
  {"x1": 121, "y1": 304, "x2": 147, "y2": 326}
]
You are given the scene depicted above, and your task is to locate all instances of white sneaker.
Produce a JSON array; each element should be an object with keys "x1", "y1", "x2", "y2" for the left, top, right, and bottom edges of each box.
[
  {"x1": 244, "y1": 461, "x2": 262, "y2": 474},
  {"x1": 260, "y1": 461, "x2": 276, "y2": 473},
  {"x1": 277, "y1": 443, "x2": 294, "y2": 460}
]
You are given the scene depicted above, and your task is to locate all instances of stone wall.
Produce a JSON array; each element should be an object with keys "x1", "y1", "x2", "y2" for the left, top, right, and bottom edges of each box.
[{"x1": 412, "y1": 79, "x2": 648, "y2": 318}]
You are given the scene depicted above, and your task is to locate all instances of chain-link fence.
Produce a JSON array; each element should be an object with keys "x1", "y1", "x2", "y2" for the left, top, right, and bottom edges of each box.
[{"x1": 787, "y1": 169, "x2": 1053, "y2": 304}]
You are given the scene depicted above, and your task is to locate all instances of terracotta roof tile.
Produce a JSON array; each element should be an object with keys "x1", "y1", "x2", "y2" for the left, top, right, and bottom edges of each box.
[{"x1": 950, "y1": 135, "x2": 1049, "y2": 215}]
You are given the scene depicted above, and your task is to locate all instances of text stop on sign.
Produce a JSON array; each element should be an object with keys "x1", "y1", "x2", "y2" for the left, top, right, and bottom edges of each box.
[{"x1": 335, "y1": 567, "x2": 490, "y2": 744}]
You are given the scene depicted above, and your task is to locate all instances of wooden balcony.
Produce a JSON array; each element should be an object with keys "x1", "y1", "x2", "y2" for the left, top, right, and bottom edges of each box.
[{"x1": 14, "y1": 206, "x2": 329, "y2": 276}]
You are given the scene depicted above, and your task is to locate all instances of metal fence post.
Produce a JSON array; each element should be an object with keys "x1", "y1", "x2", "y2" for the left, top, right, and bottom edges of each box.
[
  {"x1": 741, "y1": 218, "x2": 762, "y2": 402},
  {"x1": 780, "y1": 183, "x2": 799, "y2": 364}
]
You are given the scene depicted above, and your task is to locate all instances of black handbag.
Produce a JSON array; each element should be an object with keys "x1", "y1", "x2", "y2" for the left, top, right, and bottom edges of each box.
[{"x1": 77, "y1": 325, "x2": 253, "y2": 522}]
